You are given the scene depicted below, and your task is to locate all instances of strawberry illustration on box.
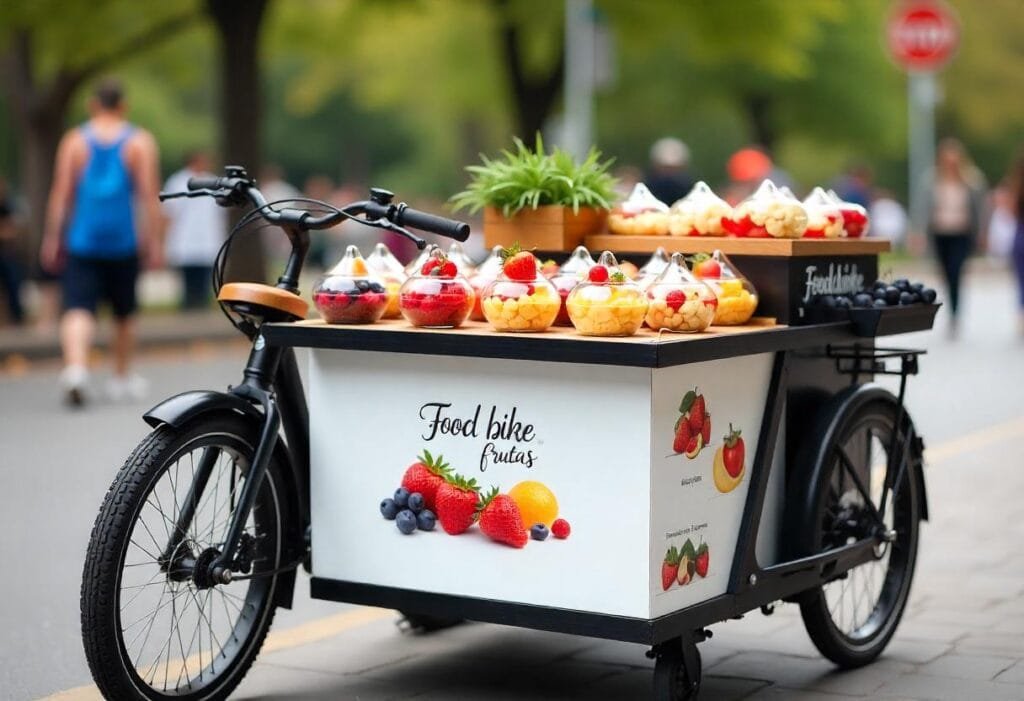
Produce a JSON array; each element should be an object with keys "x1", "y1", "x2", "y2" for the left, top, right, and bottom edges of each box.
[
  {"x1": 661, "y1": 537, "x2": 710, "y2": 591},
  {"x1": 672, "y1": 388, "x2": 711, "y2": 458}
]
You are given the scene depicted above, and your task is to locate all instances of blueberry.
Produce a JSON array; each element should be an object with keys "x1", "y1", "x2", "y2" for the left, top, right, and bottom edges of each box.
[
  {"x1": 884, "y1": 286, "x2": 901, "y2": 305},
  {"x1": 873, "y1": 288, "x2": 888, "y2": 301},
  {"x1": 899, "y1": 291, "x2": 915, "y2": 305},
  {"x1": 894, "y1": 278, "x2": 911, "y2": 292},
  {"x1": 911, "y1": 281, "x2": 925, "y2": 292},
  {"x1": 853, "y1": 293, "x2": 874, "y2": 308},
  {"x1": 380, "y1": 498, "x2": 399, "y2": 520},
  {"x1": 369, "y1": 282, "x2": 386, "y2": 294},
  {"x1": 530, "y1": 524, "x2": 549, "y2": 541},
  {"x1": 835, "y1": 296, "x2": 852, "y2": 309},
  {"x1": 394, "y1": 487, "x2": 410, "y2": 508},
  {"x1": 909, "y1": 292, "x2": 921, "y2": 304},
  {"x1": 416, "y1": 509, "x2": 436, "y2": 531},
  {"x1": 873, "y1": 298, "x2": 888, "y2": 308},
  {"x1": 355, "y1": 279, "x2": 371, "y2": 292},
  {"x1": 819, "y1": 295, "x2": 837, "y2": 308},
  {"x1": 921, "y1": 288, "x2": 937, "y2": 304},
  {"x1": 873, "y1": 280, "x2": 888, "y2": 291},
  {"x1": 396, "y1": 509, "x2": 418, "y2": 534},
  {"x1": 407, "y1": 492, "x2": 425, "y2": 513}
]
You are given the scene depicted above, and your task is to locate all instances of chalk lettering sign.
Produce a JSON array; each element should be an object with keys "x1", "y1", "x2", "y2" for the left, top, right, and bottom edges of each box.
[{"x1": 802, "y1": 262, "x2": 865, "y2": 302}]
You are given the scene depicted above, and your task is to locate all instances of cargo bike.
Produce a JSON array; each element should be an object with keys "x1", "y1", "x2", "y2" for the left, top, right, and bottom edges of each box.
[{"x1": 81, "y1": 169, "x2": 932, "y2": 700}]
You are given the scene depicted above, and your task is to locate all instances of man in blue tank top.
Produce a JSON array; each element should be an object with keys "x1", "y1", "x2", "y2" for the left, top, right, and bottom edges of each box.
[{"x1": 40, "y1": 79, "x2": 162, "y2": 406}]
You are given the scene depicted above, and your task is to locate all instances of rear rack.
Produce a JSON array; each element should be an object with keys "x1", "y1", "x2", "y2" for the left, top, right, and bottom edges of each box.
[{"x1": 826, "y1": 344, "x2": 924, "y2": 385}]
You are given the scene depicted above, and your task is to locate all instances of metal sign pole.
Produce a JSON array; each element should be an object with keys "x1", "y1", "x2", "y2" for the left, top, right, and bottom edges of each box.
[{"x1": 907, "y1": 70, "x2": 936, "y2": 240}]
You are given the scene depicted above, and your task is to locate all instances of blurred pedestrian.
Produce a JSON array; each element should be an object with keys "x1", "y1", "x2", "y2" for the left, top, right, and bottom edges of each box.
[
  {"x1": 722, "y1": 147, "x2": 772, "y2": 205},
  {"x1": 833, "y1": 162, "x2": 873, "y2": 209},
  {"x1": 259, "y1": 163, "x2": 301, "y2": 264},
  {"x1": 40, "y1": 78, "x2": 162, "y2": 406},
  {"x1": 869, "y1": 190, "x2": 908, "y2": 248},
  {"x1": 1005, "y1": 148, "x2": 1024, "y2": 335},
  {"x1": 162, "y1": 150, "x2": 225, "y2": 309},
  {"x1": 645, "y1": 137, "x2": 694, "y2": 205},
  {"x1": 924, "y1": 138, "x2": 986, "y2": 336},
  {"x1": 0, "y1": 175, "x2": 25, "y2": 325}
]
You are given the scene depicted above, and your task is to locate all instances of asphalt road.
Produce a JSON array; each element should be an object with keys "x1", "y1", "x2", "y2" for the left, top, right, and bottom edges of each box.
[{"x1": 2, "y1": 263, "x2": 1022, "y2": 700}]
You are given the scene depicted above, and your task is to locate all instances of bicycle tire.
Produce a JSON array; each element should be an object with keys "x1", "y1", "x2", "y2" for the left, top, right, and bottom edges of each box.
[
  {"x1": 81, "y1": 414, "x2": 289, "y2": 700},
  {"x1": 788, "y1": 390, "x2": 921, "y2": 668}
]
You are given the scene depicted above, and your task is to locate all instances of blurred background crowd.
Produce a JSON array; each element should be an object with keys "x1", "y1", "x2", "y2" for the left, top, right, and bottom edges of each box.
[{"x1": 1, "y1": 0, "x2": 1023, "y2": 332}]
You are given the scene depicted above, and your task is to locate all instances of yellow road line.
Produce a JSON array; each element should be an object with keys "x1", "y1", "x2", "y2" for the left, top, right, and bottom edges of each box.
[{"x1": 41, "y1": 414, "x2": 1024, "y2": 700}]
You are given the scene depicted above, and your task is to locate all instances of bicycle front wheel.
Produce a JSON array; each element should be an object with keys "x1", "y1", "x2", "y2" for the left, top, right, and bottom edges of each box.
[{"x1": 81, "y1": 415, "x2": 289, "y2": 700}]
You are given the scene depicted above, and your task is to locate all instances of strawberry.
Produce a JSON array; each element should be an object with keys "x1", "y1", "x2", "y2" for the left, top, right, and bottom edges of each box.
[
  {"x1": 421, "y1": 256, "x2": 442, "y2": 275},
  {"x1": 400, "y1": 450, "x2": 452, "y2": 511},
  {"x1": 688, "y1": 393, "x2": 705, "y2": 433},
  {"x1": 684, "y1": 434, "x2": 700, "y2": 455},
  {"x1": 500, "y1": 243, "x2": 537, "y2": 282},
  {"x1": 662, "y1": 546, "x2": 681, "y2": 590},
  {"x1": 701, "y1": 413, "x2": 711, "y2": 446},
  {"x1": 588, "y1": 265, "x2": 609, "y2": 283},
  {"x1": 695, "y1": 542, "x2": 709, "y2": 578},
  {"x1": 435, "y1": 473, "x2": 480, "y2": 535},
  {"x1": 673, "y1": 416, "x2": 691, "y2": 454},
  {"x1": 665, "y1": 290, "x2": 685, "y2": 311},
  {"x1": 477, "y1": 487, "x2": 528, "y2": 548},
  {"x1": 439, "y1": 260, "x2": 458, "y2": 278}
]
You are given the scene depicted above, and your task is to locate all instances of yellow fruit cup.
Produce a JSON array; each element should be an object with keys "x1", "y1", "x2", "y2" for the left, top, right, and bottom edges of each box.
[
  {"x1": 481, "y1": 279, "x2": 560, "y2": 332},
  {"x1": 706, "y1": 278, "x2": 759, "y2": 325}
]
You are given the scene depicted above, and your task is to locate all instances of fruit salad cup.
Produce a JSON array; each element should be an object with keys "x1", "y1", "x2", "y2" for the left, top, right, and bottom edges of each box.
[
  {"x1": 312, "y1": 245, "x2": 389, "y2": 324},
  {"x1": 447, "y1": 241, "x2": 477, "y2": 276},
  {"x1": 467, "y1": 245, "x2": 505, "y2": 321},
  {"x1": 645, "y1": 253, "x2": 717, "y2": 333},
  {"x1": 365, "y1": 242, "x2": 408, "y2": 318},
  {"x1": 608, "y1": 183, "x2": 670, "y2": 236},
  {"x1": 827, "y1": 189, "x2": 870, "y2": 238},
  {"x1": 690, "y1": 250, "x2": 759, "y2": 326},
  {"x1": 566, "y1": 252, "x2": 648, "y2": 337},
  {"x1": 549, "y1": 245, "x2": 596, "y2": 326},
  {"x1": 399, "y1": 249, "x2": 475, "y2": 328},
  {"x1": 802, "y1": 187, "x2": 845, "y2": 239},
  {"x1": 723, "y1": 180, "x2": 808, "y2": 239},
  {"x1": 668, "y1": 181, "x2": 733, "y2": 237},
  {"x1": 481, "y1": 247, "x2": 560, "y2": 332}
]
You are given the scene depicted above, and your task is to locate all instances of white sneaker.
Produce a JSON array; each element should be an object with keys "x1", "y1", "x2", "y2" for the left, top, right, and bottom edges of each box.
[
  {"x1": 59, "y1": 364, "x2": 90, "y2": 407},
  {"x1": 106, "y1": 373, "x2": 149, "y2": 402}
]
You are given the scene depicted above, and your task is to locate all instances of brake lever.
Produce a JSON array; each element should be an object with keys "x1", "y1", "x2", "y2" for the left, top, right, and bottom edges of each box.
[
  {"x1": 158, "y1": 191, "x2": 188, "y2": 201},
  {"x1": 368, "y1": 217, "x2": 427, "y2": 250},
  {"x1": 158, "y1": 188, "x2": 221, "y2": 202}
]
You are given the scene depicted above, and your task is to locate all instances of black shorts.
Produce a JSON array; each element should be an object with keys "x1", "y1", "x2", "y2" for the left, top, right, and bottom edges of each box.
[{"x1": 62, "y1": 254, "x2": 139, "y2": 318}]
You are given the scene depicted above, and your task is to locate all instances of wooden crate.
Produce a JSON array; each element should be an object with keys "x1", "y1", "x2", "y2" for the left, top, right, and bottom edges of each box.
[{"x1": 483, "y1": 205, "x2": 607, "y2": 251}]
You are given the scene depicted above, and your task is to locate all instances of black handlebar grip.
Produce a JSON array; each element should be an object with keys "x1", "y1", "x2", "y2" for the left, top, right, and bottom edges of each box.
[
  {"x1": 397, "y1": 206, "x2": 471, "y2": 241},
  {"x1": 187, "y1": 175, "x2": 223, "y2": 191}
]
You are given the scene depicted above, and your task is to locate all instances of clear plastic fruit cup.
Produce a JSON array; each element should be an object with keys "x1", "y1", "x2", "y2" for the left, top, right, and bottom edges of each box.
[
  {"x1": 668, "y1": 181, "x2": 733, "y2": 237},
  {"x1": 636, "y1": 246, "x2": 671, "y2": 292},
  {"x1": 447, "y1": 241, "x2": 477, "y2": 276},
  {"x1": 827, "y1": 189, "x2": 870, "y2": 238},
  {"x1": 722, "y1": 180, "x2": 808, "y2": 239},
  {"x1": 690, "y1": 250, "x2": 759, "y2": 326},
  {"x1": 608, "y1": 183, "x2": 670, "y2": 236},
  {"x1": 365, "y1": 242, "x2": 408, "y2": 319},
  {"x1": 549, "y1": 245, "x2": 595, "y2": 326},
  {"x1": 481, "y1": 276, "x2": 560, "y2": 332},
  {"x1": 467, "y1": 245, "x2": 505, "y2": 321},
  {"x1": 566, "y1": 251, "x2": 648, "y2": 336},
  {"x1": 398, "y1": 248, "x2": 475, "y2": 328},
  {"x1": 802, "y1": 187, "x2": 845, "y2": 239},
  {"x1": 312, "y1": 245, "x2": 389, "y2": 324},
  {"x1": 644, "y1": 253, "x2": 717, "y2": 332}
]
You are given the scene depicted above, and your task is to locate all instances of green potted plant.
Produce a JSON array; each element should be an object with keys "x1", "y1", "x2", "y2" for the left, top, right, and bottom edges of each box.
[{"x1": 450, "y1": 134, "x2": 617, "y2": 251}]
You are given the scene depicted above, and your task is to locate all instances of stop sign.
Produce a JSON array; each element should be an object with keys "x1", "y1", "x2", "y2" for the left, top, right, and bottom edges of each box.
[{"x1": 887, "y1": 0, "x2": 960, "y2": 71}]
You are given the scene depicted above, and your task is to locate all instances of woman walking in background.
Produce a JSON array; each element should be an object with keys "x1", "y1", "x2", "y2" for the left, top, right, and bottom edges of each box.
[
  {"x1": 926, "y1": 138, "x2": 986, "y2": 337},
  {"x1": 1007, "y1": 149, "x2": 1024, "y2": 335}
]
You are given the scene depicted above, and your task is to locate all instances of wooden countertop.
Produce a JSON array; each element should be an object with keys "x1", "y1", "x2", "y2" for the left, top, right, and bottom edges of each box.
[
  {"x1": 264, "y1": 318, "x2": 858, "y2": 368},
  {"x1": 584, "y1": 235, "x2": 891, "y2": 257}
]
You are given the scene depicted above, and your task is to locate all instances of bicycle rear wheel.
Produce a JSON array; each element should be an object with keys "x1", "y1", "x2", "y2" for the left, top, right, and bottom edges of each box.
[
  {"x1": 789, "y1": 393, "x2": 921, "y2": 668},
  {"x1": 81, "y1": 415, "x2": 288, "y2": 700}
]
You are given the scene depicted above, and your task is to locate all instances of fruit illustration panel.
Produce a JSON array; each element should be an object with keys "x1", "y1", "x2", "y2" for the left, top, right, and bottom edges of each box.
[
  {"x1": 648, "y1": 353, "x2": 776, "y2": 617},
  {"x1": 308, "y1": 349, "x2": 655, "y2": 618}
]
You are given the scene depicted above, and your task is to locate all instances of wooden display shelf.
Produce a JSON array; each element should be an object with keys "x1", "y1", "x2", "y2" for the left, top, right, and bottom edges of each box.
[
  {"x1": 264, "y1": 318, "x2": 859, "y2": 368},
  {"x1": 584, "y1": 235, "x2": 890, "y2": 257}
]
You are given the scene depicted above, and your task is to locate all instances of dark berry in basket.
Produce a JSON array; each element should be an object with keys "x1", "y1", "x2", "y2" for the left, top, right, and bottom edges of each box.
[
  {"x1": 853, "y1": 293, "x2": 874, "y2": 308},
  {"x1": 873, "y1": 298, "x2": 888, "y2": 308},
  {"x1": 884, "y1": 286, "x2": 901, "y2": 305},
  {"x1": 396, "y1": 509, "x2": 418, "y2": 534},
  {"x1": 819, "y1": 295, "x2": 837, "y2": 308},
  {"x1": 894, "y1": 278, "x2": 911, "y2": 292},
  {"x1": 380, "y1": 498, "x2": 399, "y2": 520},
  {"x1": 873, "y1": 288, "x2": 887, "y2": 301},
  {"x1": 921, "y1": 288, "x2": 937, "y2": 303},
  {"x1": 416, "y1": 509, "x2": 436, "y2": 531},
  {"x1": 835, "y1": 296, "x2": 852, "y2": 309},
  {"x1": 899, "y1": 291, "x2": 915, "y2": 305},
  {"x1": 911, "y1": 281, "x2": 924, "y2": 292},
  {"x1": 873, "y1": 280, "x2": 888, "y2": 291}
]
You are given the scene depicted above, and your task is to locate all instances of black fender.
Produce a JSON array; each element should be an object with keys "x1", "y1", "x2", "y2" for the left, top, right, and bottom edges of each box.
[
  {"x1": 142, "y1": 390, "x2": 303, "y2": 609},
  {"x1": 784, "y1": 383, "x2": 929, "y2": 556}
]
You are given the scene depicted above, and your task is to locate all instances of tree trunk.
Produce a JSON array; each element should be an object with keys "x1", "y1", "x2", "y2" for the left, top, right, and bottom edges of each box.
[
  {"x1": 493, "y1": 0, "x2": 565, "y2": 140},
  {"x1": 742, "y1": 92, "x2": 777, "y2": 155},
  {"x1": 207, "y1": 0, "x2": 269, "y2": 284}
]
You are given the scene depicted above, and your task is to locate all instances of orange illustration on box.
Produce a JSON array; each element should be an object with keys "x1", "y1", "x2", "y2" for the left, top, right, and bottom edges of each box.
[{"x1": 379, "y1": 452, "x2": 571, "y2": 547}]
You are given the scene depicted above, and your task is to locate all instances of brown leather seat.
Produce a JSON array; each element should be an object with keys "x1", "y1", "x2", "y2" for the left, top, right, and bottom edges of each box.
[{"x1": 217, "y1": 282, "x2": 308, "y2": 319}]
